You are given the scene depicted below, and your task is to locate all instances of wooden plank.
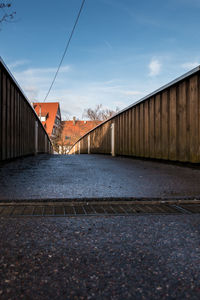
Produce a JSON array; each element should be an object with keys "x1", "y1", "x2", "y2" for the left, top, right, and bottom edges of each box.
[
  {"x1": 125, "y1": 111, "x2": 129, "y2": 155},
  {"x1": 144, "y1": 100, "x2": 149, "y2": 157},
  {"x1": 21, "y1": 98, "x2": 24, "y2": 155},
  {"x1": 6, "y1": 77, "x2": 11, "y2": 159},
  {"x1": 16, "y1": 92, "x2": 20, "y2": 157},
  {"x1": 132, "y1": 108, "x2": 136, "y2": 155},
  {"x1": 10, "y1": 84, "x2": 14, "y2": 158},
  {"x1": 169, "y1": 86, "x2": 177, "y2": 160},
  {"x1": 119, "y1": 114, "x2": 123, "y2": 155},
  {"x1": 26, "y1": 103, "x2": 29, "y2": 155},
  {"x1": 24, "y1": 101, "x2": 27, "y2": 154},
  {"x1": 13, "y1": 89, "x2": 16, "y2": 157},
  {"x1": 128, "y1": 109, "x2": 132, "y2": 155},
  {"x1": 0, "y1": 68, "x2": 2, "y2": 160},
  {"x1": 161, "y1": 90, "x2": 169, "y2": 159},
  {"x1": 122, "y1": 113, "x2": 125, "y2": 154},
  {"x1": 135, "y1": 106, "x2": 140, "y2": 156},
  {"x1": 189, "y1": 75, "x2": 199, "y2": 162},
  {"x1": 139, "y1": 103, "x2": 144, "y2": 157},
  {"x1": 198, "y1": 73, "x2": 200, "y2": 162},
  {"x1": 19, "y1": 95, "x2": 22, "y2": 156},
  {"x1": 155, "y1": 94, "x2": 161, "y2": 158},
  {"x1": 149, "y1": 97, "x2": 155, "y2": 158},
  {"x1": 177, "y1": 81, "x2": 187, "y2": 161},
  {"x1": 108, "y1": 121, "x2": 111, "y2": 154},
  {"x1": 2, "y1": 73, "x2": 7, "y2": 160},
  {"x1": 115, "y1": 116, "x2": 119, "y2": 155},
  {"x1": 27, "y1": 104, "x2": 30, "y2": 154},
  {"x1": 104, "y1": 122, "x2": 107, "y2": 153}
]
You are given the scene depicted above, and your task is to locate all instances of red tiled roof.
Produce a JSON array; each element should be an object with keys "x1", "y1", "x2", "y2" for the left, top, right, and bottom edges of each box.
[
  {"x1": 33, "y1": 102, "x2": 60, "y2": 137},
  {"x1": 59, "y1": 120, "x2": 101, "y2": 146}
]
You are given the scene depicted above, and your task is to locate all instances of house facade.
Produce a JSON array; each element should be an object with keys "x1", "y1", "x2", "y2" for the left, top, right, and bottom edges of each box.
[
  {"x1": 33, "y1": 102, "x2": 62, "y2": 151},
  {"x1": 58, "y1": 117, "x2": 101, "y2": 154}
]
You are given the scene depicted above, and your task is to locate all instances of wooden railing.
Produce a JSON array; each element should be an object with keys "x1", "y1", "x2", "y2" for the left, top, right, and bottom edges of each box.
[
  {"x1": 69, "y1": 66, "x2": 200, "y2": 163},
  {"x1": 0, "y1": 58, "x2": 53, "y2": 161}
]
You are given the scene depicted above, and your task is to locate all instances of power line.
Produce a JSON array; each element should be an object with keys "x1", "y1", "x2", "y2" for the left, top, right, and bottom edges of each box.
[{"x1": 44, "y1": 0, "x2": 86, "y2": 102}]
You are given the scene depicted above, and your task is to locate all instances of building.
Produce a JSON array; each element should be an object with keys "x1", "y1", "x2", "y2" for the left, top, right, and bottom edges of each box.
[
  {"x1": 33, "y1": 102, "x2": 62, "y2": 151},
  {"x1": 59, "y1": 117, "x2": 101, "y2": 154}
]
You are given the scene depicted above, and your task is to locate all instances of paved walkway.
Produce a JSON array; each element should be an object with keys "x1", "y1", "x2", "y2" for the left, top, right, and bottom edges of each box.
[
  {"x1": 1, "y1": 154, "x2": 200, "y2": 201},
  {"x1": 0, "y1": 215, "x2": 200, "y2": 299},
  {"x1": 1, "y1": 155, "x2": 200, "y2": 299}
]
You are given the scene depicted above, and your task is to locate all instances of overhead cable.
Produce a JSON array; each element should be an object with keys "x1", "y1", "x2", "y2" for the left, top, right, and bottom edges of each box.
[{"x1": 44, "y1": 0, "x2": 86, "y2": 102}]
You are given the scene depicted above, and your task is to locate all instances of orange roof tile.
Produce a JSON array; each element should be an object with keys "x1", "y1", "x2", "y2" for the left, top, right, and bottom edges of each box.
[
  {"x1": 59, "y1": 120, "x2": 101, "y2": 146},
  {"x1": 33, "y1": 102, "x2": 60, "y2": 137}
]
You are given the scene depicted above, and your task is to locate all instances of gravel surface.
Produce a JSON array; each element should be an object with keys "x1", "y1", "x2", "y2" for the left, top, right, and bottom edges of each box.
[
  {"x1": 1, "y1": 154, "x2": 200, "y2": 201},
  {"x1": 0, "y1": 215, "x2": 200, "y2": 299}
]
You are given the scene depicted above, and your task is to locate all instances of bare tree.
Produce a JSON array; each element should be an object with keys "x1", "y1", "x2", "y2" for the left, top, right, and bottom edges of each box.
[
  {"x1": 51, "y1": 122, "x2": 63, "y2": 153},
  {"x1": 83, "y1": 104, "x2": 119, "y2": 121},
  {"x1": 0, "y1": 1, "x2": 16, "y2": 24}
]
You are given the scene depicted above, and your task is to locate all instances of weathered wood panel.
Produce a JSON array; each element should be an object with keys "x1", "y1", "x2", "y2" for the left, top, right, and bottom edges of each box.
[
  {"x1": 144, "y1": 100, "x2": 149, "y2": 157},
  {"x1": 169, "y1": 86, "x2": 177, "y2": 160},
  {"x1": 131, "y1": 108, "x2": 135, "y2": 155},
  {"x1": 70, "y1": 69, "x2": 200, "y2": 163},
  {"x1": 189, "y1": 75, "x2": 199, "y2": 162},
  {"x1": 149, "y1": 97, "x2": 155, "y2": 158},
  {"x1": 0, "y1": 59, "x2": 52, "y2": 161},
  {"x1": 155, "y1": 94, "x2": 161, "y2": 158},
  {"x1": 161, "y1": 90, "x2": 169, "y2": 159},
  {"x1": 178, "y1": 81, "x2": 187, "y2": 161}
]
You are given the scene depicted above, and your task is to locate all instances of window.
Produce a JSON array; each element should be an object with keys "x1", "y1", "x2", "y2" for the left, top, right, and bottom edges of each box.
[
  {"x1": 55, "y1": 117, "x2": 60, "y2": 125},
  {"x1": 65, "y1": 136, "x2": 70, "y2": 140}
]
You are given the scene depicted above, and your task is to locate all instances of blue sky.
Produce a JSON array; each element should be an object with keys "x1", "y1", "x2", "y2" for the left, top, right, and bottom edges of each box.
[{"x1": 1, "y1": 0, "x2": 200, "y2": 119}]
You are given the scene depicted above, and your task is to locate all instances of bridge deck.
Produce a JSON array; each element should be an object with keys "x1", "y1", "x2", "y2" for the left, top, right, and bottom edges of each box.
[
  {"x1": 1, "y1": 155, "x2": 200, "y2": 299},
  {"x1": 1, "y1": 154, "x2": 200, "y2": 201},
  {"x1": 0, "y1": 215, "x2": 199, "y2": 299}
]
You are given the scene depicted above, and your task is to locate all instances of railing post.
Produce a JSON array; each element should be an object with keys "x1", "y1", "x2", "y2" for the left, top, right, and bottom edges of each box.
[
  {"x1": 79, "y1": 141, "x2": 81, "y2": 154},
  {"x1": 35, "y1": 121, "x2": 38, "y2": 155},
  {"x1": 88, "y1": 135, "x2": 90, "y2": 154},
  {"x1": 111, "y1": 123, "x2": 115, "y2": 156}
]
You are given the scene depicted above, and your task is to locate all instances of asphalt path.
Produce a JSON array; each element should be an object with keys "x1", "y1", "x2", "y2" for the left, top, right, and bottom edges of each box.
[
  {"x1": 1, "y1": 154, "x2": 200, "y2": 201},
  {"x1": 0, "y1": 215, "x2": 200, "y2": 300}
]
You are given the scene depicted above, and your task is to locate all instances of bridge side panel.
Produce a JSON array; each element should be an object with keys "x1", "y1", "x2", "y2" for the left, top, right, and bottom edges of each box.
[
  {"x1": 0, "y1": 60, "x2": 53, "y2": 161},
  {"x1": 70, "y1": 71, "x2": 200, "y2": 163}
]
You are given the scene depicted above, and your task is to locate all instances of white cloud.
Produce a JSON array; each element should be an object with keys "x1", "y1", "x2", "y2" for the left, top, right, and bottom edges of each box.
[
  {"x1": 122, "y1": 90, "x2": 143, "y2": 96},
  {"x1": 11, "y1": 64, "x2": 144, "y2": 119},
  {"x1": 22, "y1": 65, "x2": 70, "y2": 76},
  {"x1": 181, "y1": 62, "x2": 199, "y2": 70},
  {"x1": 12, "y1": 65, "x2": 71, "y2": 96},
  {"x1": 148, "y1": 59, "x2": 162, "y2": 76},
  {"x1": 24, "y1": 86, "x2": 39, "y2": 100},
  {"x1": 8, "y1": 60, "x2": 30, "y2": 69}
]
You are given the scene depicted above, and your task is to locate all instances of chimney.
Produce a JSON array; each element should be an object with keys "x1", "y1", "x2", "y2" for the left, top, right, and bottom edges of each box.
[{"x1": 73, "y1": 116, "x2": 76, "y2": 125}]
